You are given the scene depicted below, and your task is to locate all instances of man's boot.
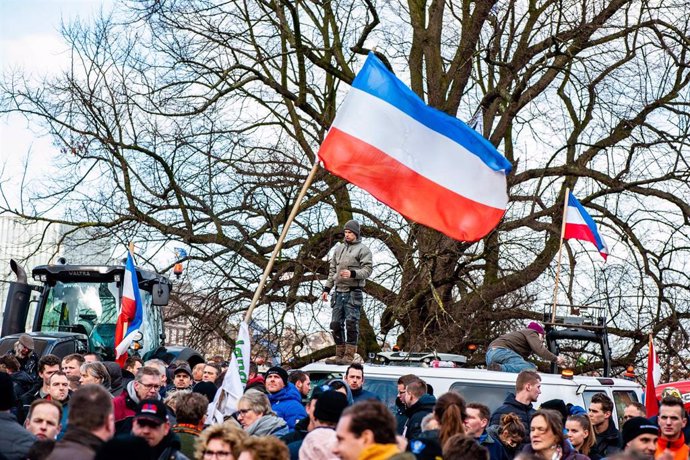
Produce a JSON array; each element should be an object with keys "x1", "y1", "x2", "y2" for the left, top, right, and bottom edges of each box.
[
  {"x1": 342, "y1": 344, "x2": 357, "y2": 364},
  {"x1": 326, "y1": 345, "x2": 345, "y2": 364}
]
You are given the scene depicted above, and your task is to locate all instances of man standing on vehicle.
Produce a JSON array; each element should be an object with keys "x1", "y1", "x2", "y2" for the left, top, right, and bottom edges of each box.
[
  {"x1": 345, "y1": 363, "x2": 380, "y2": 403},
  {"x1": 490, "y1": 370, "x2": 541, "y2": 441},
  {"x1": 588, "y1": 392, "x2": 621, "y2": 457},
  {"x1": 486, "y1": 322, "x2": 565, "y2": 372},
  {"x1": 321, "y1": 220, "x2": 373, "y2": 365},
  {"x1": 655, "y1": 396, "x2": 688, "y2": 460}
]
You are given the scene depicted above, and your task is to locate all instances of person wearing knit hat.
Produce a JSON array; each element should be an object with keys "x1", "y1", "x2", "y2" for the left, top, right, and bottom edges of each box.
[
  {"x1": 321, "y1": 219, "x2": 373, "y2": 365},
  {"x1": 299, "y1": 391, "x2": 348, "y2": 460},
  {"x1": 265, "y1": 366, "x2": 307, "y2": 431},
  {"x1": 622, "y1": 416, "x2": 659, "y2": 460},
  {"x1": 485, "y1": 321, "x2": 566, "y2": 373},
  {"x1": 9, "y1": 334, "x2": 39, "y2": 377}
]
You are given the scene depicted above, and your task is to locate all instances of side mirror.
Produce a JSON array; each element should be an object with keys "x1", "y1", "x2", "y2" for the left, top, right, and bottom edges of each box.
[{"x1": 152, "y1": 279, "x2": 170, "y2": 306}]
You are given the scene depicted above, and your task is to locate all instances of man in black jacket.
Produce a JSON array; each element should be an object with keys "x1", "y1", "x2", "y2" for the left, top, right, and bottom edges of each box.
[
  {"x1": 131, "y1": 399, "x2": 188, "y2": 460},
  {"x1": 47, "y1": 384, "x2": 115, "y2": 460},
  {"x1": 489, "y1": 370, "x2": 541, "y2": 442},
  {"x1": 402, "y1": 379, "x2": 436, "y2": 440},
  {"x1": 588, "y1": 392, "x2": 621, "y2": 457}
]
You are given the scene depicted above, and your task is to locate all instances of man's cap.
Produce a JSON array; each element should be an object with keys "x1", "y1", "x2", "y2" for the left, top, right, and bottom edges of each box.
[
  {"x1": 18, "y1": 334, "x2": 34, "y2": 350},
  {"x1": 660, "y1": 387, "x2": 682, "y2": 400},
  {"x1": 344, "y1": 220, "x2": 360, "y2": 237},
  {"x1": 173, "y1": 362, "x2": 192, "y2": 377},
  {"x1": 527, "y1": 322, "x2": 545, "y2": 335},
  {"x1": 314, "y1": 390, "x2": 348, "y2": 423},
  {"x1": 265, "y1": 366, "x2": 288, "y2": 387},
  {"x1": 134, "y1": 399, "x2": 168, "y2": 425},
  {"x1": 622, "y1": 417, "x2": 659, "y2": 445},
  {"x1": 0, "y1": 372, "x2": 17, "y2": 411}
]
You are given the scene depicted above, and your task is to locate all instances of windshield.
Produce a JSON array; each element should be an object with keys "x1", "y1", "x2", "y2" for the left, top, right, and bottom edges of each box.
[{"x1": 40, "y1": 281, "x2": 161, "y2": 360}]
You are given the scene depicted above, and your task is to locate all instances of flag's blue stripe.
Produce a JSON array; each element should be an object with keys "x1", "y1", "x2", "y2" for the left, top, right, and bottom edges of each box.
[
  {"x1": 352, "y1": 53, "x2": 512, "y2": 174},
  {"x1": 125, "y1": 252, "x2": 144, "y2": 331},
  {"x1": 568, "y1": 193, "x2": 605, "y2": 251}
]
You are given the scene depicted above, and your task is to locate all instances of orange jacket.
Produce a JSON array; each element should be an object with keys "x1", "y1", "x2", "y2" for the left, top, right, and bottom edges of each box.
[{"x1": 655, "y1": 434, "x2": 689, "y2": 460}]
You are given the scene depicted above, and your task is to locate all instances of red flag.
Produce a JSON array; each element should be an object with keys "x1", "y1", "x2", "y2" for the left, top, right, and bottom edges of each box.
[{"x1": 644, "y1": 336, "x2": 661, "y2": 417}]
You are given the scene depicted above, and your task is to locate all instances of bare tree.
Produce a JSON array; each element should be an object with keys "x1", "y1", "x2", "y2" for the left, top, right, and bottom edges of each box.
[{"x1": 1, "y1": 0, "x2": 690, "y2": 377}]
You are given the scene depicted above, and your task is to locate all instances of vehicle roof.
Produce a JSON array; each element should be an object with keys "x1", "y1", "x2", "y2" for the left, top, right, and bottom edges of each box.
[
  {"x1": 300, "y1": 362, "x2": 641, "y2": 389},
  {"x1": 33, "y1": 264, "x2": 166, "y2": 283}
]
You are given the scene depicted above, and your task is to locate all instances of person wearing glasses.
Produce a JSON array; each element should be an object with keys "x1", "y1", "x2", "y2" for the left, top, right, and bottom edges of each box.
[
  {"x1": 131, "y1": 398, "x2": 189, "y2": 459},
  {"x1": 113, "y1": 366, "x2": 164, "y2": 435},
  {"x1": 194, "y1": 424, "x2": 248, "y2": 460},
  {"x1": 236, "y1": 390, "x2": 289, "y2": 437}
]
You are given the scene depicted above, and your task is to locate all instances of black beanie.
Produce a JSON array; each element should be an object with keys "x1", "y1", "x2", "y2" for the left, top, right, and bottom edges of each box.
[
  {"x1": 314, "y1": 390, "x2": 348, "y2": 423},
  {"x1": 266, "y1": 366, "x2": 288, "y2": 387},
  {"x1": 193, "y1": 381, "x2": 218, "y2": 402},
  {"x1": 622, "y1": 417, "x2": 659, "y2": 445},
  {"x1": 0, "y1": 372, "x2": 16, "y2": 411},
  {"x1": 541, "y1": 399, "x2": 568, "y2": 424}
]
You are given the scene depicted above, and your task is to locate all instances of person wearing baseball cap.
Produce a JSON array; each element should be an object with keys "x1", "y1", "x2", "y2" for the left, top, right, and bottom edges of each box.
[
  {"x1": 622, "y1": 416, "x2": 659, "y2": 460},
  {"x1": 172, "y1": 363, "x2": 193, "y2": 392},
  {"x1": 265, "y1": 366, "x2": 306, "y2": 431},
  {"x1": 131, "y1": 399, "x2": 188, "y2": 459},
  {"x1": 486, "y1": 321, "x2": 566, "y2": 372}
]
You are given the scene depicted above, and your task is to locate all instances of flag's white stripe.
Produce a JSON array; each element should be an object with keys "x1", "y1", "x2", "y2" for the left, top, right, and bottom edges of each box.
[
  {"x1": 332, "y1": 88, "x2": 508, "y2": 210},
  {"x1": 115, "y1": 328, "x2": 140, "y2": 357},
  {"x1": 565, "y1": 206, "x2": 588, "y2": 226}
]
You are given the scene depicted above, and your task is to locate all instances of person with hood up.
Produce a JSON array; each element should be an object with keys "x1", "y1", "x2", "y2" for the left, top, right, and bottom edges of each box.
[
  {"x1": 401, "y1": 379, "x2": 436, "y2": 440},
  {"x1": 131, "y1": 399, "x2": 189, "y2": 460},
  {"x1": 265, "y1": 366, "x2": 307, "y2": 431},
  {"x1": 326, "y1": 378, "x2": 354, "y2": 406},
  {"x1": 321, "y1": 219, "x2": 373, "y2": 365},
  {"x1": 238, "y1": 389, "x2": 290, "y2": 437},
  {"x1": 103, "y1": 362, "x2": 125, "y2": 397},
  {"x1": 522, "y1": 409, "x2": 589, "y2": 460}
]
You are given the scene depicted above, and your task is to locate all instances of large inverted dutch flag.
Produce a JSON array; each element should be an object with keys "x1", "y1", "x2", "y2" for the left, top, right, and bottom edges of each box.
[
  {"x1": 318, "y1": 53, "x2": 512, "y2": 242},
  {"x1": 114, "y1": 251, "x2": 144, "y2": 366},
  {"x1": 563, "y1": 193, "x2": 608, "y2": 260}
]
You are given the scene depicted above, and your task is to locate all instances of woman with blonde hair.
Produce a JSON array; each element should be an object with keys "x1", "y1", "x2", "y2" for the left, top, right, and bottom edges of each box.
[
  {"x1": 195, "y1": 423, "x2": 248, "y2": 460},
  {"x1": 566, "y1": 414, "x2": 598, "y2": 459},
  {"x1": 236, "y1": 390, "x2": 289, "y2": 437}
]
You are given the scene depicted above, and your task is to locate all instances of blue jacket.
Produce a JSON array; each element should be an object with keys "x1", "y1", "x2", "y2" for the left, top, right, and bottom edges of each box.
[
  {"x1": 479, "y1": 431, "x2": 510, "y2": 460},
  {"x1": 268, "y1": 383, "x2": 307, "y2": 431},
  {"x1": 351, "y1": 387, "x2": 380, "y2": 403}
]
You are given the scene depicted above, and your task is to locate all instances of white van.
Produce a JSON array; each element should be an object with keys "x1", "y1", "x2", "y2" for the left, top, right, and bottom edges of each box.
[{"x1": 300, "y1": 363, "x2": 642, "y2": 428}]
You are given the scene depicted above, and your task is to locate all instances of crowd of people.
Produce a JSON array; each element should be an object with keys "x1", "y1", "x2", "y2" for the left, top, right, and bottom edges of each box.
[{"x1": 0, "y1": 334, "x2": 689, "y2": 460}]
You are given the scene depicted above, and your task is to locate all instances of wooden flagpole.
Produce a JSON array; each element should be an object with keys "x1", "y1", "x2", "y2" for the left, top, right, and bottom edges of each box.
[
  {"x1": 551, "y1": 188, "x2": 570, "y2": 324},
  {"x1": 244, "y1": 162, "x2": 320, "y2": 323}
]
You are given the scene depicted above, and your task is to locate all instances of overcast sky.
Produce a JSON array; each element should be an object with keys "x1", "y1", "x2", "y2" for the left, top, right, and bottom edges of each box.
[{"x1": 0, "y1": 0, "x2": 112, "y2": 208}]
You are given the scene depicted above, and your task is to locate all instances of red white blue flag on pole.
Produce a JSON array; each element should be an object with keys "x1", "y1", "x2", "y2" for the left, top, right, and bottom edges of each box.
[
  {"x1": 563, "y1": 193, "x2": 608, "y2": 260},
  {"x1": 114, "y1": 251, "x2": 144, "y2": 366},
  {"x1": 318, "y1": 53, "x2": 512, "y2": 242}
]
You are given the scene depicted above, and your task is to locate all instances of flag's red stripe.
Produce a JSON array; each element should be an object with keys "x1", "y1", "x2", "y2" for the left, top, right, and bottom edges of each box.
[
  {"x1": 645, "y1": 341, "x2": 658, "y2": 417},
  {"x1": 319, "y1": 128, "x2": 505, "y2": 241}
]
